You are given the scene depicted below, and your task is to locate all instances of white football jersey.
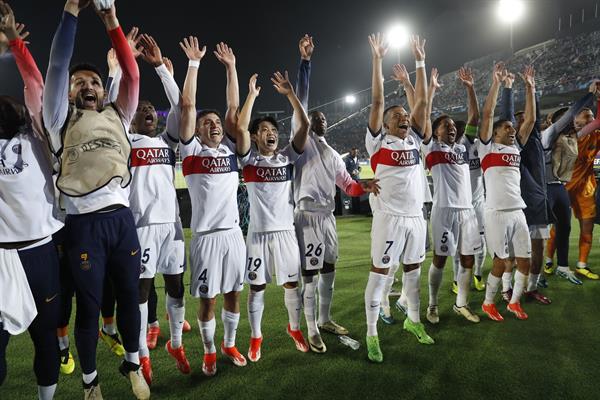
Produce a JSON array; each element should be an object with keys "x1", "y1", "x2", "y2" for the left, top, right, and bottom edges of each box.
[
  {"x1": 460, "y1": 135, "x2": 485, "y2": 204},
  {"x1": 422, "y1": 139, "x2": 472, "y2": 208},
  {"x1": 478, "y1": 141, "x2": 526, "y2": 211},
  {"x1": 240, "y1": 146, "x2": 301, "y2": 233},
  {"x1": 0, "y1": 133, "x2": 63, "y2": 242},
  {"x1": 365, "y1": 128, "x2": 424, "y2": 216},
  {"x1": 128, "y1": 132, "x2": 179, "y2": 227},
  {"x1": 180, "y1": 137, "x2": 240, "y2": 233}
]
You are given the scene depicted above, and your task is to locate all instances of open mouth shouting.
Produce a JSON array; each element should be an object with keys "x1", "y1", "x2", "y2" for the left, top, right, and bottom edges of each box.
[{"x1": 81, "y1": 90, "x2": 97, "y2": 109}]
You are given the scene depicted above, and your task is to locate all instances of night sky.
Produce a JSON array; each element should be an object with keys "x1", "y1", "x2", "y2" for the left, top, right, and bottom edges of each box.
[{"x1": 1, "y1": 0, "x2": 598, "y2": 113}]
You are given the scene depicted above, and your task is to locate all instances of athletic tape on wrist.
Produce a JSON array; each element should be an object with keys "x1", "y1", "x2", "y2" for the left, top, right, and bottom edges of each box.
[
  {"x1": 415, "y1": 60, "x2": 425, "y2": 69},
  {"x1": 188, "y1": 60, "x2": 200, "y2": 68}
]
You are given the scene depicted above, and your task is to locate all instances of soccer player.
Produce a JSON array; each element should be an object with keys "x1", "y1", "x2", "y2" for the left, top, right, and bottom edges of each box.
[
  {"x1": 565, "y1": 96, "x2": 600, "y2": 279},
  {"x1": 43, "y1": 1, "x2": 149, "y2": 398},
  {"x1": 236, "y1": 71, "x2": 311, "y2": 360},
  {"x1": 293, "y1": 34, "x2": 380, "y2": 352},
  {"x1": 479, "y1": 63, "x2": 536, "y2": 322},
  {"x1": 0, "y1": 3, "x2": 62, "y2": 398},
  {"x1": 422, "y1": 67, "x2": 482, "y2": 325},
  {"x1": 499, "y1": 69, "x2": 551, "y2": 304},
  {"x1": 452, "y1": 66, "x2": 486, "y2": 294},
  {"x1": 364, "y1": 33, "x2": 431, "y2": 363},
  {"x1": 178, "y1": 36, "x2": 247, "y2": 377}
]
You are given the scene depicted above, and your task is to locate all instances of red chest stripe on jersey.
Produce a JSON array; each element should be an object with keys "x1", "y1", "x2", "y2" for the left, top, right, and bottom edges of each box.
[
  {"x1": 481, "y1": 153, "x2": 521, "y2": 172},
  {"x1": 243, "y1": 164, "x2": 293, "y2": 183},
  {"x1": 131, "y1": 147, "x2": 176, "y2": 167},
  {"x1": 425, "y1": 150, "x2": 468, "y2": 170},
  {"x1": 182, "y1": 154, "x2": 238, "y2": 176},
  {"x1": 370, "y1": 148, "x2": 420, "y2": 173}
]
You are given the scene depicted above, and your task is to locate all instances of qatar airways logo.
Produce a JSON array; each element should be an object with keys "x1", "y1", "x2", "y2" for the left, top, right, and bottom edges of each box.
[
  {"x1": 202, "y1": 157, "x2": 231, "y2": 170},
  {"x1": 244, "y1": 164, "x2": 293, "y2": 183},
  {"x1": 182, "y1": 154, "x2": 238, "y2": 176},
  {"x1": 501, "y1": 154, "x2": 521, "y2": 167},
  {"x1": 131, "y1": 147, "x2": 175, "y2": 167},
  {"x1": 257, "y1": 166, "x2": 287, "y2": 179},
  {"x1": 443, "y1": 151, "x2": 467, "y2": 164},
  {"x1": 389, "y1": 149, "x2": 420, "y2": 166}
]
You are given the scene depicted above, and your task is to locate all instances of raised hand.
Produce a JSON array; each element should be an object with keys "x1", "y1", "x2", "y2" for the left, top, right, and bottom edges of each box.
[
  {"x1": 163, "y1": 57, "x2": 174, "y2": 77},
  {"x1": 519, "y1": 65, "x2": 535, "y2": 88},
  {"x1": 368, "y1": 33, "x2": 388, "y2": 59},
  {"x1": 391, "y1": 64, "x2": 410, "y2": 84},
  {"x1": 15, "y1": 23, "x2": 29, "y2": 41},
  {"x1": 93, "y1": 0, "x2": 114, "y2": 10},
  {"x1": 214, "y1": 42, "x2": 235, "y2": 67},
  {"x1": 430, "y1": 67, "x2": 441, "y2": 89},
  {"x1": 492, "y1": 62, "x2": 507, "y2": 85},
  {"x1": 139, "y1": 34, "x2": 163, "y2": 67},
  {"x1": 179, "y1": 36, "x2": 206, "y2": 62},
  {"x1": 410, "y1": 35, "x2": 426, "y2": 61},
  {"x1": 126, "y1": 27, "x2": 143, "y2": 58},
  {"x1": 457, "y1": 66, "x2": 474, "y2": 87},
  {"x1": 588, "y1": 79, "x2": 600, "y2": 96},
  {"x1": 271, "y1": 71, "x2": 293, "y2": 96},
  {"x1": 248, "y1": 73, "x2": 261, "y2": 97},
  {"x1": 106, "y1": 48, "x2": 119, "y2": 74},
  {"x1": 67, "y1": 0, "x2": 93, "y2": 10},
  {"x1": 361, "y1": 179, "x2": 381, "y2": 196},
  {"x1": 0, "y1": 1, "x2": 18, "y2": 40},
  {"x1": 299, "y1": 34, "x2": 314, "y2": 60}
]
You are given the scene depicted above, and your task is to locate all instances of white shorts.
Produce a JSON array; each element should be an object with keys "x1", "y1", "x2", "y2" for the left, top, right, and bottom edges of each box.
[
  {"x1": 529, "y1": 224, "x2": 550, "y2": 240},
  {"x1": 371, "y1": 212, "x2": 427, "y2": 267},
  {"x1": 430, "y1": 207, "x2": 483, "y2": 257},
  {"x1": 190, "y1": 227, "x2": 246, "y2": 298},
  {"x1": 473, "y1": 199, "x2": 485, "y2": 234},
  {"x1": 137, "y1": 223, "x2": 185, "y2": 279},
  {"x1": 484, "y1": 209, "x2": 532, "y2": 259},
  {"x1": 294, "y1": 210, "x2": 338, "y2": 270},
  {"x1": 245, "y1": 230, "x2": 301, "y2": 286}
]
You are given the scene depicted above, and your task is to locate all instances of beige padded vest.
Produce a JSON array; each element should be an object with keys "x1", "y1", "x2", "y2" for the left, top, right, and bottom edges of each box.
[
  {"x1": 57, "y1": 106, "x2": 131, "y2": 196},
  {"x1": 551, "y1": 134, "x2": 578, "y2": 183}
]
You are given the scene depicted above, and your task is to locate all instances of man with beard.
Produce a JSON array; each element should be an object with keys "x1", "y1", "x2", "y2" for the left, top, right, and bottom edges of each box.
[{"x1": 42, "y1": 1, "x2": 149, "y2": 398}]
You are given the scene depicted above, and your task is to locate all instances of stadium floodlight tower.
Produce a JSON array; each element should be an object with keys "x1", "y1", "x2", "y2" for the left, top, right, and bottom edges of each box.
[
  {"x1": 386, "y1": 23, "x2": 409, "y2": 63},
  {"x1": 497, "y1": 0, "x2": 525, "y2": 54},
  {"x1": 345, "y1": 94, "x2": 357, "y2": 105}
]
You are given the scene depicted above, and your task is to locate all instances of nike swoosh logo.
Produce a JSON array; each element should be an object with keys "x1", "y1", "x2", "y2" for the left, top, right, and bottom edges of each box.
[
  {"x1": 370, "y1": 303, "x2": 379, "y2": 309},
  {"x1": 45, "y1": 294, "x2": 58, "y2": 303},
  {"x1": 132, "y1": 138, "x2": 144, "y2": 142},
  {"x1": 131, "y1": 249, "x2": 140, "y2": 256},
  {"x1": 288, "y1": 274, "x2": 298, "y2": 278}
]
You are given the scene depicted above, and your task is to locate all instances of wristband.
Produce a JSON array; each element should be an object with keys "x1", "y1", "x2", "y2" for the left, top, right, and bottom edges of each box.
[
  {"x1": 415, "y1": 60, "x2": 425, "y2": 69},
  {"x1": 188, "y1": 60, "x2": 200, "y2": 68}
]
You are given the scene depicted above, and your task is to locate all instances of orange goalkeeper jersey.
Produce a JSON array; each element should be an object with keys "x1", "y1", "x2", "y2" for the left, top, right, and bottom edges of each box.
[{"x1": 565, "y1": 129, "x2": 600, "y2": 194}]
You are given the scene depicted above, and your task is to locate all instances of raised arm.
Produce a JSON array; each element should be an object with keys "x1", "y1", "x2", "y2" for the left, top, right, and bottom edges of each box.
[
  {"x1": 479, "y1": 63, "x2": 505, "y2": 143},
  {"x1": 391, "y1": 64, "x2": 415, "y2": 111},
  {"x1": 178, "y1": 36, "x2": 204, "y2": 143},
  {"x1": 95, "y1": 5, "x2": 139, "y2": 124},
  {"x1": 295, "y1": 34, "x2": 314, "y2": 111},
  {"x1": 272, "y1": 71, "x2": 309, "y2": 152},
  {"x1": 367, "y1": 33, "x2": 388, "y2": 135},
  {"x1": 576, "y1": 89, "x2": 600, "y2": 139},
  {"x1": 517, "y1": 65, "x2": 536, "y2": 145},
  {"x1": 423, "y1": 67, "x2": 440, "y2": 140},
  {"x1": 43, "y1": 0, "x2": 86, "y2": 136},
  {"x1": 409, "y1": 35, "x2": 428, "y2": 137},
  {"x1": 214, "y1": 42, "x2": 239, "y2": 138},
  {"x1": 458, "y1": 66, "x2": 480, "y2": 126},
  {"x1": 236, "y1": 74, "x2": 260, "y2": 156}
]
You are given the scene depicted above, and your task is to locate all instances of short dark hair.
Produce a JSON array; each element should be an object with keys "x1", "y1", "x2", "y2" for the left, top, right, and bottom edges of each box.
[
  {"x1": 196, "y1": 109, "x2": 222, "y2": 121},
  {"x1": 249, "y1": 116, "x2": 279, "y2": 135},
  {"x1": 0, "y1": 96, "x2": 29, "y2": 136},
  {"x1": 432, "y1": 114, "x2": 451, "y2": 135},
  {"x1": 383, "y1": 104, "x2": 403, "y2": 122},
  {"x1": 69, "y1": 63, "x2": 104, "y2": 82},
  {"x1": 550, "y1": 107, "x2": 569, "y2": 124},
  {"x1": 493, "y1": 118, "x2": 512, "y2": 133},
  {"x1": 455, "y1": 120, "x2": 466, "y2": 132}
]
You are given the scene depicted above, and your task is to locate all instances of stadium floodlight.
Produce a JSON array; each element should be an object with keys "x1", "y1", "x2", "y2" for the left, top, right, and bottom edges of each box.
[
  {"x1": 344, "y1": 95, "x2": 357, "y2": 105},
  {"x1": 497, "y1": 0, "x2": 525, "y2": 24},
  {"x1": 386, "y1": 24, "x2": 409, "y2": 49}
]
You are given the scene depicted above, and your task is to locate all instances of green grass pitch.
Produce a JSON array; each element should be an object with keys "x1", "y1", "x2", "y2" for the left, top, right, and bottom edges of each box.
[{"x1": 2, "y1": 216, "x2": 599, "y2": 399}]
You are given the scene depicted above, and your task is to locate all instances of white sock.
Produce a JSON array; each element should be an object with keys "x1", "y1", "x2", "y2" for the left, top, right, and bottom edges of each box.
[
  {"x1": 502, "y1": 271, "x2": 513, "y2": 292},
  {"x1": 58, "y1": 335, "x2": 69, "y2": 351},
  {"x1": 82, "y1": 371, "x2": 97, "y2": 385},
  {"x1": 198, "y1": 318, "x2": 216, "y2": 353},
  {"x1": 221, "y1": 309, "x2": 240, "y2": 348},
  {"x1": 148, "y1": 320, "x2": 159, "y2": 328},
  {"x1": 38, "y1": 384, "x2": 57, "y2": 400},
  {"x1": 527, "y1": 273, "x2": 539, "y2": 292},
  {"x1": 284, "y1": 287, "x2": 302, "y2": 331},
  {"x1": 577, "y1": 261, "x2": 587, "y2": 269},
  {"x1": 103, "y1": 322, "x2": 116, "y2": 335},
  {"x1": 452, "y1": 257, "x2": 460, "y2": 281},
  {"x1": 381, "y1": 263, "x2": 400, "y2": 310},
  {"x1": 456, "y1": 266, "x2": 471, "y2": 308},
  {"x1": 318, "y1": 271, "x2": 335, "y2": 325},
  {"x1": 166, "y1": 294, "x2": 185, "y2": 349},
  {"x1": 138, "y1": 302, "x2": 149, "y2": 358},
  {"x1": 428, "y1": 263, "x2": 444, "y2": 307},
  {"x1": 247, "y1": 290, "x2": 265, "y2": 338},
  {"x1": 557, "y1": 265, "x2": 570, "y2": 273},
  {"x1": 125, "y1": 351, "x2": 139, "y2": 365},
  {"x1": 302, "y1": 276, "x2": 319, "y2": 336},
  {"x1": 484, "y1": 274, "x2": 501, "y2": 304},
  {"x1": 510, "y1": 270, "x2": 528, "y2": 304},
  {"x1": 404, "y1": 268, "x2": 421, "y2": 323},
  {"x1": 397, "y1": 271, "x2": 408, "y2": 309},
  {"x1": 364, "y1": 271, "x2": 387, "y2": 336},
  {"x1": 474, "y1": 236, "x2": 486, "y2": 276}
]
